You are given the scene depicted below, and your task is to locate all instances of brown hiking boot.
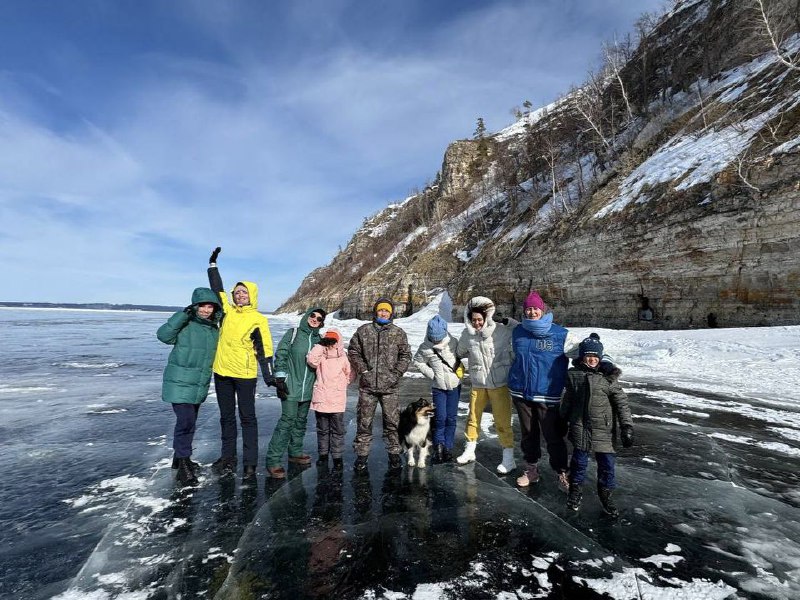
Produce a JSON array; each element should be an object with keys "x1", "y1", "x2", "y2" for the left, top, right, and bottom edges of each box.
[{"x1": 267, "y1": 466, "x2": 286, "y2": 479}]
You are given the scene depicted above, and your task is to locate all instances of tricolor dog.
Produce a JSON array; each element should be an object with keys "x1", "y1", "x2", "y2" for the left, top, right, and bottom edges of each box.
[{"x1": 398, "y1": 397, "x2": 435, "y2": 468}]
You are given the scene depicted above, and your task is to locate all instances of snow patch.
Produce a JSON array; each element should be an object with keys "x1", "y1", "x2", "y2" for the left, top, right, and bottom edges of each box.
[{"x1": 640, "y1": 553, "x2": 685, "y2": 568}]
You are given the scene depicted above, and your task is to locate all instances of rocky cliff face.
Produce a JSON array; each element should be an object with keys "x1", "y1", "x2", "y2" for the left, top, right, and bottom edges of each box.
[{"x1": 279, "y1": 0, "x2": 800, "y2": 328}]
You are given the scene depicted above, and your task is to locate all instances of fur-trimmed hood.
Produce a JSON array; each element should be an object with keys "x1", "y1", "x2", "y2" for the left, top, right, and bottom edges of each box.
[{"x1": 463, "y1": 296, "x2": 496, "y2": 339}]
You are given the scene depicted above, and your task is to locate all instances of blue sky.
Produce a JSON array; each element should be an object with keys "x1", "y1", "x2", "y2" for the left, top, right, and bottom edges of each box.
[{"x1": 0, "y1": 0, "x2": 661, "y2": 310}]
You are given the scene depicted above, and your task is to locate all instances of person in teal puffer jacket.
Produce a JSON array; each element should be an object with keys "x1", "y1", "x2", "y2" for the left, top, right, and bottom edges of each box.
[
  {"x1": 265, "y1": 307, "x2": 327, "y2": 478},
  {"x1": 157, "y1": 287, "x2": 222, "y2": 486}
]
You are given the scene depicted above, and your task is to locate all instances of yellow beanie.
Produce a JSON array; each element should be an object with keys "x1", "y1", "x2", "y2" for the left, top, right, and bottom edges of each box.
[{"x1": 375, "y1": 302, "x2": 393, "y2": 314}]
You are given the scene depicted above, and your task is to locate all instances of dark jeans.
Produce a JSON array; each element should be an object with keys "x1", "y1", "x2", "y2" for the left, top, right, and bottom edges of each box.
[
  {"x1": 570, "y1": 449, "x2": 616, "y2": 489},
  {"x1": 172, "y1": 403, "x2": 200, "y2": 458},
  {"x1": 315, "y1": 411, "x2": 346, "y2": 458},
  {"x1": 512, "y1": 398, "x2": 568, "y2": 473},
  {"x1": 432, "y1": 386, "x2": 460, "y2": 449},
  {"x1": 354, "y1": 389, "x2": 401, "y2": 456},
  {"x1": 214, "y1": 374, "x2": 258, "y2": 467}
]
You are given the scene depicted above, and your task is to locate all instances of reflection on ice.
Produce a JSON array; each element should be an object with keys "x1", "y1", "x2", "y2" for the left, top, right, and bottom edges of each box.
[{"x1": 219, "y1": 462, "x2": 633, "y2": 599}]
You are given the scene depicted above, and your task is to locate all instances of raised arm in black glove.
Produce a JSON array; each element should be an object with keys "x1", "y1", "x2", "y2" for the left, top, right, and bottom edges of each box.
[
  {"x1": 621, "y1": 425, "x2": 634, "y2": 448},
  {"x1": 318, "y1": 337, "x2": 337, "y2": 347},
  {"x1": 275, "y1": 377, "x2": 289, "y2": 400},
  {"x1": 495, "y1": 317, "x2": 509, "y2": 325},
  {"x1": 209, "y1": 246, "x2": 221, "y2": 264},
  {"x1": 183, "y1": 305, "x2": 195, "y2": 316}
]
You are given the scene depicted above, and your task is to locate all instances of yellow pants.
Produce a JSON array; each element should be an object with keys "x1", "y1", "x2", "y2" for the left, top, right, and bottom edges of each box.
[{"x1": 463, "y1": 385, "x2": 514, "y2": 448}]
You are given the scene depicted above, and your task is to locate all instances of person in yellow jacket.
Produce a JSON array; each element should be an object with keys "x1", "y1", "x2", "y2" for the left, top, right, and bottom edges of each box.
[{"x1": 207, "y1": 247, "x2": 275, "y2": 479}]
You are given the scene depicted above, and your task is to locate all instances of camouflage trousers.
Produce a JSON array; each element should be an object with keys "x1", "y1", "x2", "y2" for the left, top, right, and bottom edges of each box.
[{"x1": 353, "y1": 389, "x2": 401, "y2": 456}]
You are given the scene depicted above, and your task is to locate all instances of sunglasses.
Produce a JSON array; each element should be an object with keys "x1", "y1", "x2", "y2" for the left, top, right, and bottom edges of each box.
[{"x1": 309, "y1": 313, "x2": 324, "y2": 322}]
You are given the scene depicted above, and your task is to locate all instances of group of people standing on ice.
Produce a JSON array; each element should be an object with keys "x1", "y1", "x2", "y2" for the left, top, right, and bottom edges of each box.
[
  {"x1": 436, "y1": 292, "x2": 635, "y2": 515},
  {"x1": 157, "y1": 247, "x2": 634, "y2": 516}
]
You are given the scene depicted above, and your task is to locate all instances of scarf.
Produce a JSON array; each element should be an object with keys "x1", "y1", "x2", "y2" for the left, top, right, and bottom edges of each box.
[{"x1": 520, "y1": 312, "x2": 553, "y2": 336}]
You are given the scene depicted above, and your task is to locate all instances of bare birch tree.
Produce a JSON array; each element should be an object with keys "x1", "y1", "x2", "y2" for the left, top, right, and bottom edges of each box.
[{"x1": 754, "y1": 0, "x2": 800, "y2": 72}]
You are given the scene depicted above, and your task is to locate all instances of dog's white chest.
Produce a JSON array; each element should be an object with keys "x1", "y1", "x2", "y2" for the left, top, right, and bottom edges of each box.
[{"x1": 406, "y1": 420, "x2": 430, "y2": 447}]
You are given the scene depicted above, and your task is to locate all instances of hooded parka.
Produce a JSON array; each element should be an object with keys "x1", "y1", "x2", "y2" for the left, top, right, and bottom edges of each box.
[
  {"x1": 307, "y1": 327, "x2": 354, "y2": 413},
  {"x1": 559, "y1": 363, "x2": 633, "y2": 454},
  {"x1": 209, "y1": 277, "x2": 273, "y2": 379},
  {"x1": 456, "y1": 296, "x2": 517, "y2": 389},
  {"x1": 157, "y1": 287, "x2": 221, "y2": 404},
  {"x1": 274, "y1": 307, "x2": 324, "y2": 402}
]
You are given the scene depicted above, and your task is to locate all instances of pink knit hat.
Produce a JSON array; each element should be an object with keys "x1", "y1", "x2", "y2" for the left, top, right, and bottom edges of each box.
[{"x1": 523, "y1": 291, "x2": 546, "y2": 311}]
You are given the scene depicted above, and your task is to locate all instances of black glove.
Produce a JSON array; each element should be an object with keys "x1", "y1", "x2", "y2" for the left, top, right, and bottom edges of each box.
[
  {"x1": 495, "y1": 317, "x2": 509, "y2": 325},
  {"x1": 275, "y1": 378, "x2": 289, "y2": 400},
  {"x1": 183, "y1": 305, "x2": 194, "y2": 315},
  {"x1": 258, "y1": 357, "x2": 275, "y2": 387},
  {"x1": 318, "y1": 337, "x2": 336, "y2": 347},
  {"x1": 621, "y1": 425, "x2": 634, "y2": 448},
  {"x1": 209, "y1": 246, "x2": 221, "y2": 264}
]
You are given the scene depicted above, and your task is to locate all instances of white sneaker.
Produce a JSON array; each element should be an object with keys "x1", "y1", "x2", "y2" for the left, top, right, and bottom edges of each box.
[
  {"x1": 496, "y1": 447, "x2": 517, "y2": 474},
  {"x1": 517, "y1": 463, "x2": 540, "y2": 487},
  {"x1": 456, "y1": 441, "x2": 477, "y2": 464}
]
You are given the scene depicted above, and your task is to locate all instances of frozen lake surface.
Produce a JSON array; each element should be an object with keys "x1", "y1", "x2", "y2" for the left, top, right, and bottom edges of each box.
[{"x1": 1, "y1": 304, "x2": 799, "y2": 599}]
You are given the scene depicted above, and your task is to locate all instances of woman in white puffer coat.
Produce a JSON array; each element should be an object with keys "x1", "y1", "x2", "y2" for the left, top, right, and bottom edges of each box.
[{"x1": 455, "y1": 296, "x2": 518, "y2": 473}]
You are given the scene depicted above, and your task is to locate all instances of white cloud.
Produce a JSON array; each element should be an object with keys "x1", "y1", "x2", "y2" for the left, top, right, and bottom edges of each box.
[{"x1": 0, "y1": 0, "x2": 662, "y2": 308}]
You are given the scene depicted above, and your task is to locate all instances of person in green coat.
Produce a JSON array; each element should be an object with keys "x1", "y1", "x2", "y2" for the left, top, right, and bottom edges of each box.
[
  {"x1": 265, "y1": 307, "x2": 326, "y2": 478},
  {"x1": 157, "y1": 287, "x2": 222, "y2": 485}
]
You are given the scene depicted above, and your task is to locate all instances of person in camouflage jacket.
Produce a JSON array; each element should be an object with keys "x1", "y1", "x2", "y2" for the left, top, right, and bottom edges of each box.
[{"x1": 347, "y1": 298, "x2": 412, "y2": 471}]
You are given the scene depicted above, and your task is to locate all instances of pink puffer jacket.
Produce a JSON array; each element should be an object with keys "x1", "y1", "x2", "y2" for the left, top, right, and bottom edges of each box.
[{"x1": 307, "y1": 331, "x2": 354, "y2": 413}]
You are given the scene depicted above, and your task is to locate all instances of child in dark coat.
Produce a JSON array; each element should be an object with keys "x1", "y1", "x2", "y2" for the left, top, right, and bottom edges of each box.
[{"x1": 559, "y1": 335, "x2": 634, "y2": 517}]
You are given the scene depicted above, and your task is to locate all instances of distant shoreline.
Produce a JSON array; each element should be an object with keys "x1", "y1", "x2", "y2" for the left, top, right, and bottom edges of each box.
[{"x1": 0, "y1": 302, "x2": 180, "y2": 313}]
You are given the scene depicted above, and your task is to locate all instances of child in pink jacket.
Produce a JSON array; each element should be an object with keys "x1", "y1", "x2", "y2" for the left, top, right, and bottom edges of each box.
[{"x1": 307, "y1": 328, "x2": 354, "y2": 471}]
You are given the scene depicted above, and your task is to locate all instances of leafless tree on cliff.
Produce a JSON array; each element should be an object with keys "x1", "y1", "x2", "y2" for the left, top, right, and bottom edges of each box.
[
  {"x1": 632, "y1": 11, "x2": 661, "y2": 114},
  {"x1": 571, "y1": 82, "x2": 614, "y2": 172},
  {"x1": 753, "y1": 0, "x2": 800, "y2": 72},
  {"x1": 493, "y1": 149, "x2": 525, "y2": 217},
  {"x1": 603, "y1": 34, "x2": 636, "y2": 122}
]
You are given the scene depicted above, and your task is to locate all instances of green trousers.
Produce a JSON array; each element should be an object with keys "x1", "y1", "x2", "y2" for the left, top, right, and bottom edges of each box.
[{"x1": 266, "y1": 400, "x2": 311, "y2": 467}]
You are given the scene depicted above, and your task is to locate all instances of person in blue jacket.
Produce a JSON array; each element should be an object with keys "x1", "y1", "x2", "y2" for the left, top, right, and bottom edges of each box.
[{"x1": 507, "y1": 291, "x2": 577, "y2": 491}]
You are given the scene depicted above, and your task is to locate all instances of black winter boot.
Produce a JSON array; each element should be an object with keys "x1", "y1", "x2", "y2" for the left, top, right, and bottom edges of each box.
[
  {"x1": 316, "y1": 454, "x2": 329, "y2": 467},
  {"x1": 176, "y1": 458, "x2": 199, "y2": 486},
  {"x1": 441, "y1": 446, "x2": 453, "y2": 463},
  {"x1": 434, "y1": 444, "x2": 445, "y2": 464},
  {"x1": 354, "y1": 455, "x2": 369, "y2": 473},
  {"x1": 242, "y1": 465, "x2": 256, "y2": 480},
  {"x1": 566, "y1": 483, "x2": 582, "y2": 512},
  {"x1": 388, "y1": 453, "x2": 402, "y2": 471},
  {"x1": 172, "y1": 455, "x2": 200, "y2": 471},
  {"x1": 211, "y1": 456, "x2": 236, "y2": 475},
  {"x1": 332, "y1": 457, "x2": 344, "y2": 472},
  {"x1": 597, "y1": 486, "x2": 619, "y2": 517}
]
